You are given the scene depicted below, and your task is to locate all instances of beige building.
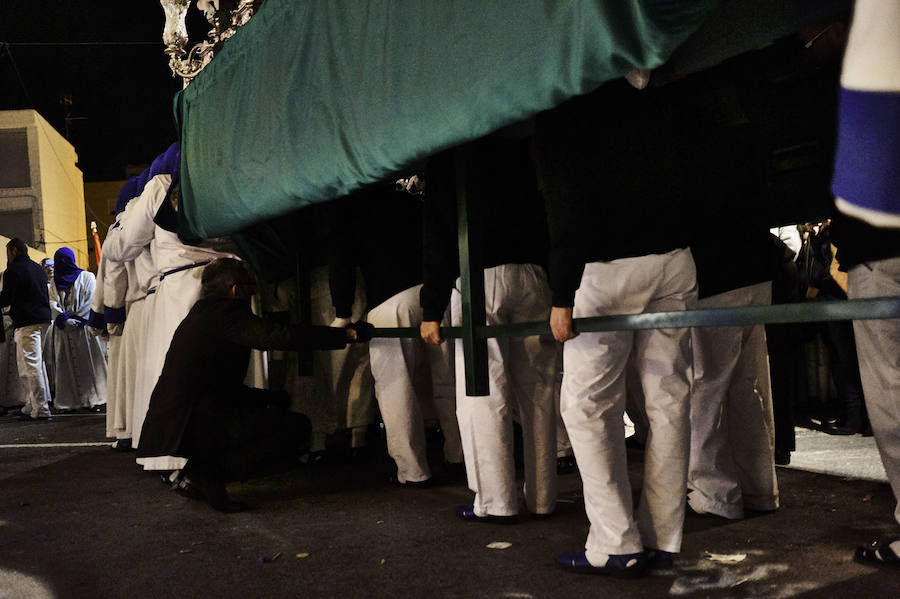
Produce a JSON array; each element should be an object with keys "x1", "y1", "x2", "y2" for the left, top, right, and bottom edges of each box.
[{"x1": 0, "y1": 110, "x2": 89, "y2": 269}]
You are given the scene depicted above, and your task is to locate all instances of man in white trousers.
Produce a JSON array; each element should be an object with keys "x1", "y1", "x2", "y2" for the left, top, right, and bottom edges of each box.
[
  {"x1": 535, "y1": 80, "x2": 697, "y2": 575},
  {"x1": 1, "y1": 238, "x2": 52, "y2": 421},
  {"x1": 685, "y1": 91, "x2": 779, "y2": 520},
  {"x1": 829, "y1": 0, "x2": 900, "y2": 567},
  {"x1": 333, "y1": 185, "x2": 462, "y2": 485},
  {"x1": 422, "y1": 129, "x2": 558, "y2": 521}
]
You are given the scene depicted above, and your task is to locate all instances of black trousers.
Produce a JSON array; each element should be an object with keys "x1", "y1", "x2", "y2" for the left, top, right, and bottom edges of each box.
[{"x1": 181, "y1": 387, "x2": 311, "y2": 481}]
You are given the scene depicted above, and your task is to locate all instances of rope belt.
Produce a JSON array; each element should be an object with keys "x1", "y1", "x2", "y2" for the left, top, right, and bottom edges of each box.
[{"x1": 158, "y1": 260, "x2": 211, "y2": 282}]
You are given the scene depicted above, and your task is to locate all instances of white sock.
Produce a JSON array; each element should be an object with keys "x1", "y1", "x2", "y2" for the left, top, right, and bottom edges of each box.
[{"x1": 584, "y1": 550, "x2": 611, "y2": 567}]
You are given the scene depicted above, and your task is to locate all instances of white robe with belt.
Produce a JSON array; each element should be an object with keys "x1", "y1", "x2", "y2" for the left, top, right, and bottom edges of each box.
[
  {"x1": 49, "y1": 271, "x2": 108, "y2": 410},
  {"x1": 104, "y1": 173, "x2": 236, "y2": 470}
]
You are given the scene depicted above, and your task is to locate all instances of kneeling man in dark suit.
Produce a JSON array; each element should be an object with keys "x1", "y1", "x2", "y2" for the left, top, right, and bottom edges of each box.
[{"x1": 137, "y1": 258, "x2": 368, "y2": 511}]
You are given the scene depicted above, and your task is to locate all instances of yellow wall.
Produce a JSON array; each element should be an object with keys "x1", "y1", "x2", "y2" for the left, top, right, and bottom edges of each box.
[
  {"x1": 84, "y1": 180, "x2": 126, "y2": 245},
  {"x1": 33, "y1": 113, "x2": 89, "y2": 269},
  {"x1": 0, "y1": 110, "x2": 90, "y2": 272}
]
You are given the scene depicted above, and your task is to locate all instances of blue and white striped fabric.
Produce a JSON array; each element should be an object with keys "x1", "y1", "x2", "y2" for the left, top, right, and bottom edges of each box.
[{"x1": 832, "y1": 0, "x2": 900, "y2": 228}]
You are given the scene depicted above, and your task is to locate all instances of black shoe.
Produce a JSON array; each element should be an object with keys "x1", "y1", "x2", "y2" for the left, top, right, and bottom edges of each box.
[
  {"x1": 774, "y1": 450, "x2": 791, "y2": 466},
  {"x1": 0, "y1": 407, "x2": 7, "y2": 416},
  {"x1": 175, "y1": 468, "x2": 248, "y2": 513},
  {"x1": 112, "y1": 438, "x2": 133, "y2": 451},
  {"x1": 397, "y1": 477, "x2": 432, "y2": 489},
  {"x1": 557, "y1": 455, "x2": 578, "y2": 475},
  {"x1": 442, "y1": 461, "x2": 466, "y2": 482},
  {"x1": 455, "y1": 505, "x2": 518, "y2": 524},
  {"x1": 645, "y1": 548, "x2": 674, "y2": 570},
  {"x1": 854, "y1": 538, "x2": 900, "y2": 568},
  {"x1": 16, "y1": 414, "x2": 50, "y2": 422},
  {"x1": 822, "y1": 418, "x2": 862, "y2": 436}
]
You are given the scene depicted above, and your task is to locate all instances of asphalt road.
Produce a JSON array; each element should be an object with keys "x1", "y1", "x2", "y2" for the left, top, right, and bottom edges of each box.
[{"x1": 1, "y1": 412, "x2": 898, "y2": 599}]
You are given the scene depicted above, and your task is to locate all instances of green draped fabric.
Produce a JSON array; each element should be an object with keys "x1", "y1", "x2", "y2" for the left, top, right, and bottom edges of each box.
[{"x1": 176, "y1": 0, "x2": 717, "y2": 239}]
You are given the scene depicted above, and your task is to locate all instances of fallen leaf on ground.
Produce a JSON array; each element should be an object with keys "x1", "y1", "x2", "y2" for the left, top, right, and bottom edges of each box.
[
  {"x1": 179, "y1": 549, "x2": 192, "y2": 554},
  {"x1": 486, "y1": 542, "x2": 512, "y2": 550},
  {"x1": 704, "y1": 552, "x2": 746, "y2": 564},
  {"x1": 862, "y1": 495, "x2": 872, "y2": 502},
  {"x1": 296, "y1": 553, "x2": 309, "y2": 559}
]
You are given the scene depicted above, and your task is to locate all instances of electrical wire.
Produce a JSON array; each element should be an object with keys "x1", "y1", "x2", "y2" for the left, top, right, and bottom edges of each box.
[
  {"x1": 1, "y1": 42, "x2": 34, "y2": 106},
  {"x1": 1, "y1": 41, "x2": 162, "y2": 47}
]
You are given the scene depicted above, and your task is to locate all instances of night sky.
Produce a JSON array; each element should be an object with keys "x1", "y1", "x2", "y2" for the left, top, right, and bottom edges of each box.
[{"x1": 1, "y1": 1, "x2": 210, "y2": 181}]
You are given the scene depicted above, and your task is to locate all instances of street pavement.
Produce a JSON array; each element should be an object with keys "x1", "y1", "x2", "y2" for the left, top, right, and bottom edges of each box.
[{"x1": 1, "y1": 411, "x2": 898, "y2": 598}]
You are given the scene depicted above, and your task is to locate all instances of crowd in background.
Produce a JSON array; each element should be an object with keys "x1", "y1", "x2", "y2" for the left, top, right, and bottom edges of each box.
[{"x1": 0, "y1": 242, "x2": 107, "y2": 421}]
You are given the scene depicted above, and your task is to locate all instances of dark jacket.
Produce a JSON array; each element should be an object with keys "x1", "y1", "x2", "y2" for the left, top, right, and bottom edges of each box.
[
  {"x1": 0, "y1": 254, "x2": 51, "y2": 329},
  {"x1": 420, "y1": 131, "x2": 549, "y2": 321},
  {"x1": 533, "y1": 80, "x2": 691, "y2": 308},
  {"x1": 831, "y1": 209, "x2": 900, "y2": 269},
  {"x1": 136, "y1": 296, "x2": 348, "y2": 460},
  {"x1": 328, "y1": 185, "x2": 425, "y2": 317}
]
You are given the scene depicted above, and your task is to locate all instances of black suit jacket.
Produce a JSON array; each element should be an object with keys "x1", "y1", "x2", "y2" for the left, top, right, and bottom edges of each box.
[{"x1": 136, "y1": 296, "x2": 348, "y2": 460}]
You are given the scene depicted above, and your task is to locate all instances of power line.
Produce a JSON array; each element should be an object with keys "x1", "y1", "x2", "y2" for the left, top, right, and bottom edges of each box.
[
  {"x1": 1, "y1": 43, "x2": 34, "y2": 106},
  {"x1": 1, "y1": 41, "x2": 163, "y2": 47}
]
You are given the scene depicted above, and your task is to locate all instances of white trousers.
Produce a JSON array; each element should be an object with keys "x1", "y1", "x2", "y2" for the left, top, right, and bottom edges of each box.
[
  {"x1": 562, "y1": 248, "x2": 696, "y2": 556},
  {"x1": 14, "y1": 324, "x2": 51, "y2": 418},
  {"x1": 105, "y1": 333, "x2": 130, "y2": 439},
  {"x1": 688, "y1": 281, "x2": 778, "y2": 518},
  {"x1": 283, "y1": 267, "x2": 374, "y2": 451},
  {"x1": 124, "y1": 298, "x2": 148, "y2": 444},
  {"x1": 848, "y1": 256, "x2": 900, "y2": 524},
  {"x1": 452, "y1": 264, "x2": 559, "y2": 516},
  {"x1": 368, "y1": 284, "x2": 461, "y2": 483}
]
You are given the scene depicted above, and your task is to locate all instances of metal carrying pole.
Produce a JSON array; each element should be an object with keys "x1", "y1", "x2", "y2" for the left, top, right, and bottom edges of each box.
[
  {"x1": 368, "y1": 297, "x2": 900, "y2": 339},
  {"x1": 455, "y1": 146, "x2": 489, "y2": 396},
  {"x1": 295, "y1": 250, "x2": 314, "y2": 376}
]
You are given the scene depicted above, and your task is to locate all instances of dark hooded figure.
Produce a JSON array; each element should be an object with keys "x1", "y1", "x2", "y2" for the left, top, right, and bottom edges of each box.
[
  {"x1": 137, "y1": 257, "x2": 371, "y2": 512},
  {"x1": 48, "y1": 246, "x2": 107, "y2": 412}
]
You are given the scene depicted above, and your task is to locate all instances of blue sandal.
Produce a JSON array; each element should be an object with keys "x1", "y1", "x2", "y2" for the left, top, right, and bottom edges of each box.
[
  {"x1": 854, "y1": 539, "x2": 900, "y2": 568},
  {"x1": 555, "y1": 550, "x2": 646, "y2": 577}
]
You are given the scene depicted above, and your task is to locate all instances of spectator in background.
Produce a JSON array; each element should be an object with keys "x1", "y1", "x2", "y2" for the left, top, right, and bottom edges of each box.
[
  {"x1": 39, "y1": 257, "x2": 56, "y2": 397},
  {"x1": 40, "y1": 258, "x2": 53, "y2": 283},
  {"x1": 799, "y1": 221, "x2": 868, "y2": 435},
  {"x1": 48, "y1": 247, "x2": 107, "y2": 412},
  {"x1": 0, "y1": 277, "x2": 26, "y2": 415},
  {"x1": 767, "y1": 233, "x2": 807, "y2": 466},
  {"x1": 0, "y1": 238, "x2": 52, "y2": 421}
]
